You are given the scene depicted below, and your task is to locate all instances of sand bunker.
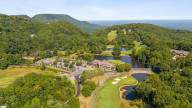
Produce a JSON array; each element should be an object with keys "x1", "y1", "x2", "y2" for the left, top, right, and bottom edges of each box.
[
  {"x1": 121, "y1": 76, "x2": 127, "y2": 79},
  {"x1": 112, "y1": 81, "x2": 118, "y2": 84},
  {"x1": 115, "y1": 78, "x2": 120, "y2": 81}
]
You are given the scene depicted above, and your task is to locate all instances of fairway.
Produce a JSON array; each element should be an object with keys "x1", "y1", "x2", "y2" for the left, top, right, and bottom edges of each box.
[
  {"x1": 107, "y1": 60, "x2": 125, "y2": 65},
  {"x1": 94, "y1": 74, "x2": 137, "y2": 108},
  {"x1": 79, "y1": 74, "x2": 108, "y2": 108},
  {"x1": 108, "y1": 30, "x2": 117, "y2": 41},
  {"x1": 0, "y1": 66, "x2": 61, "y2": 87}
]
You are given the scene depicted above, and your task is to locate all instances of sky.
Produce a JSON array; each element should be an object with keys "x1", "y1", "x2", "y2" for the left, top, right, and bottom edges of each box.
[{"x1": 1, "y1": 0, "x2": 192, "y2": 20}]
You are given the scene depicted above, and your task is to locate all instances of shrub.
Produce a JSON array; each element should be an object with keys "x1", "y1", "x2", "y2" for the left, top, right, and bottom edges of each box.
[
  {"x1": 68, "y1": 96, "x2": 80, "y2": 108},
  {"x1": 82, "y1": 85, "x2": 92, "y2": 97},
  {"x1": 85, "y1": 81, "x2": 97, "y2": 91}
]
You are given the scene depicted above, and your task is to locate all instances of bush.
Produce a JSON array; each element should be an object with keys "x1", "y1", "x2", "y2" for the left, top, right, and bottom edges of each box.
[
  {"x1": 41, "y1": 62, "x2": 46, "y2": 71},
  {"x1": 68, "y1": 96, "x2": 80, "y2": 108},
  {"x1": 82, "y1": 85, "x2": 92, "y2": 97},
  {"x1": 0, "y1": 59, "x2": 8, "y2": 70},
  {"x1": 85, "y1": 81, "x2": 97, "y2": 91},
  {"x1": 116, "y1": 63, "x2": 132, "y2": 72},
  {"x1": 79, "y1": 75, "x2": 86, "y2": 85},
  {"x1": 76, "y1": 61, "x2": 82, "y2": 66}
]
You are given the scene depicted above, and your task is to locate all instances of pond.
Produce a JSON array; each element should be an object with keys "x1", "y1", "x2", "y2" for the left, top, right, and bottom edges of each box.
[
  {"x1": 106, "y1": 46, "x2": 127, "y2": 51},
  {"x1": 94, "y1": 55, "x2": 144, "y2": 68},
  {"x1": 122, "y1": 73, "x2": 148, "y2": 100}
]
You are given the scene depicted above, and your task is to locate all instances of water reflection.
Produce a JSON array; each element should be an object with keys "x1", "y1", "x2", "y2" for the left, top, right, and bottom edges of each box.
[
  {"x1": 94, "y1": 55, "x2": 144, "y2": 68},
  {"x1": 123, "y1": 74, "x2": 148, "y2": 100}
]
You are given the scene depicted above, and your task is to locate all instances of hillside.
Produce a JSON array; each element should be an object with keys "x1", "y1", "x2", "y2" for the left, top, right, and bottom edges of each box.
[
  {"x1": 32, "y1": 14, "x2": 106, "y2": 33},
  {"x1": 0, "y1": 14, "x2": 105, "y2": 55},
  {"x1": 13, "y1": 15, "x2": 31, "y2": 20},
  {"x1": 93, "y1": 23, "x2": 192, "y2": 43}
]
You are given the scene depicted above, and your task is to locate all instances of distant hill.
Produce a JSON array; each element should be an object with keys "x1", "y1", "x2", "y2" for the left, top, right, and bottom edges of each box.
[
  {"x1": 13, "y1": 15, "x2": 31, "y2": 20},
  {"x1": 31, "y1": 14, "x2": 106, "y2": 33},
  {"x1": 88, "y1": 20, "x2": 192, "y2": 31},
  {"x1": 0, "y1": 14, "x2": 94, "y2": 54},
  {"x1": 93, "y1": 23, "x2": 192, "y2": 43}
]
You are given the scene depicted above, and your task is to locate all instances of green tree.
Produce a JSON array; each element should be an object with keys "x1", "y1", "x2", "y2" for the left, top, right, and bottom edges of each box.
[
  {"x1": 41, "y1": 62, "x2": 46, "y2": 71},
  {"x1": 112, "y1": 44, "x2": 121, "y2": 56},
  {"x1": 79, "y1": 75, "x2": 86, "y2": 85},
  {"x1": 69, "y1": 64, "x2": 73, "y2": 68},
  {"x1": 0, "y1": 59, "x2": 8, "y2": 70},
  {"x1": 53, "y1": 48, "x2": 58, "y2": 56},
  {"x1": 68, "y1": 96, "x2": 80, "y2": 108},
  {"x1": 65, "y1": 49, "x2": 71, "y2": 56},
  {"x1": 81, "y1": 85, "x2": 92, "y2": 97}
]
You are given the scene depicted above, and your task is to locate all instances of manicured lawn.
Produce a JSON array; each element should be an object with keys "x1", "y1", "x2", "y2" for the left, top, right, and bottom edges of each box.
[
  {"x1": 0, "y1": 66, "x2": 61, "y2": 87},
  {"x1": 108, "y1": 30, "x2": 117, "y2": 41},
  {"x1": 107, "y1": 60, "x2": 125, "y2": 65},
  {"x1": 107, "y1": 45, "x2": 114, "y2": 48},
  {"x1": 102, "y1": 51, "x2": 112, "y2": 54},
  {"x1": 79, "y1": 74, "x2": 108, "y2": 108},
  {"x1": 94, "y1": 74, "x2": 137, "y2": 108}
]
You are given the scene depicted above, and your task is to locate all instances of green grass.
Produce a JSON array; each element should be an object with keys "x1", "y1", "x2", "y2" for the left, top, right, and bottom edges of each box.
[
  {"x1": 94, "y1": 74, "x2": 137, "y2": 108},
  {"x1": 102, "y1": 51, "x2": 113, "y2": 54},
  {"x1": 102, "y1": 42, "x2": 146, "y2": 56},
  {"x1": 108, "y1": 31, "x2": 117, "y2": 41},
  {"x1": 0, "y1": 66, "x2": 61, "y2": 87},
  {"x1": 107, "y1": 45, "x2": 114, "y2": 48},
  {"x1": 107, "y1": 60, "x2": 125, "y2": 65}
]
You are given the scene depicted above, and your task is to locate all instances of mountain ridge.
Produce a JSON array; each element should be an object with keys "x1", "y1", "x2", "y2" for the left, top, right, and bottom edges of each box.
[{"x1": 14, "y1": 14, "x2": 106, "y2": 33}]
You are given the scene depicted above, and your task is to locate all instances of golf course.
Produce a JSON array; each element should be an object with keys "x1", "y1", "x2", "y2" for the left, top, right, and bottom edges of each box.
[{"x1": 94, "y1": 74, "x2": 137, "y2": 108}]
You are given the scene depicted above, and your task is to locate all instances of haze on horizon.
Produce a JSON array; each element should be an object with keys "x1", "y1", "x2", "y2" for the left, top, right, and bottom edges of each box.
[{"x1": 1, "y1": 0, "x2": 192, "y2": 20}]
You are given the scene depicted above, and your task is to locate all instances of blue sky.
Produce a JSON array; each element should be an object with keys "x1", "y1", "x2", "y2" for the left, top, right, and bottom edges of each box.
[{"x1": 1, "y1": 0, "x2": 192, "y2": 20}]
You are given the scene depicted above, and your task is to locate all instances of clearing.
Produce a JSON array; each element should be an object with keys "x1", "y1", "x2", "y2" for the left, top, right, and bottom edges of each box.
[
  {"x1": 108, "y1": 30, "x2": 117, "y2": 41},
  {"x1": 0, "y1": 66, "x2": 61, "y2": 87},
  {"x1": 94, "y1": 74, "x2": 137, "y2": 108}
]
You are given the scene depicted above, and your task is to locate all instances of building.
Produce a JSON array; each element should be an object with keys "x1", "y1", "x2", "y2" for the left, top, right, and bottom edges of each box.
[
  {"x1": 92, "y1": 60, "x2": 115, "y2": 69},
  {"x1": 170, "y1": 49, "x2": 190, "y2": 57},
  {"x1": 30, "y1": 34, "x2": 36, "y2": 37}
]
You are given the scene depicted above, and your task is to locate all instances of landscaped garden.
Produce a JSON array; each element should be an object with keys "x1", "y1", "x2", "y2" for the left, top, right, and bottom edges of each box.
[{"x1": 94, "y1": 74, "x2": 137, "y2": 108}]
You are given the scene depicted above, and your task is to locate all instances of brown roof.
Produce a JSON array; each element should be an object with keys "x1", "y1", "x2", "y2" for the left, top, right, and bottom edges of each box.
[
  {"x1": 170, "y1": 49, "x2": 189, "y2": 56},
  {"x1": 92, "y1": 60, "x2": 115, "y2": 68}
]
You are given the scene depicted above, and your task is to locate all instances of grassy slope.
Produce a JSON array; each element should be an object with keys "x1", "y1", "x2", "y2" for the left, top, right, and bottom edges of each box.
[
  {"x1": 94, "y1": 74, "x2": 137, "y2": 108},
  {"x1": 107, "y1": 60, "x2": 125, "y2": 65},
  {"x1": 102, "y1": 41, "x2": 146, "y2": 56},
  {"x1": 108, "y1": 30, "x2": 117, "y2": 41},
  {"x1": 79, "y1": 74, "x2": 108, "y2": 108},
  {"x1": 0, "y1": 66, "x2": 61, "y2": 87}
]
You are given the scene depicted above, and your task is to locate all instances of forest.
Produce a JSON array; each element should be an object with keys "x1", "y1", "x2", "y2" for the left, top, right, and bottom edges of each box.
[
  {"x1": 0, "y1": 14, "x2": 192, "y2": 107},
  {"x1": 15, "y1": 14, "x2": 106, "y2": 33},
  {"x1": 93, "y1": 24, "x2": 192, "y2": 107},
  {"x1": 0, "y1": 73, "x2": 78, "y2": 108}
]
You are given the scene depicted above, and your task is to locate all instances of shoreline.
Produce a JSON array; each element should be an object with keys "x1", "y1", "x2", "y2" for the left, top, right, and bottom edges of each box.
[{"x1": 119, "y1": 80, "x2": 138, "y2": 99}]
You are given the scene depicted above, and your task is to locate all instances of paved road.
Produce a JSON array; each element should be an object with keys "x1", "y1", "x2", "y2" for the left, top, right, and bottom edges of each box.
[
  {"x1": 57, "y1": 70, "x2": 81, "y2": 97},
  {"x1": 91, "y1": 72, "x2": 123, "y2": 108}
]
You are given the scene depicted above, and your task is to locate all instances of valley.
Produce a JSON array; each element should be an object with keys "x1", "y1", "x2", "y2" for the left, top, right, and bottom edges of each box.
[{"x1": 0, "y1": 14, "x2": 192, "y2": 108}]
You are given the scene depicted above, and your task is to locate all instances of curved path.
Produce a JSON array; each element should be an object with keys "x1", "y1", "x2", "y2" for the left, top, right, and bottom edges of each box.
[{"x1": 57, "y1": 70, "x2": 81, "y2": 97}]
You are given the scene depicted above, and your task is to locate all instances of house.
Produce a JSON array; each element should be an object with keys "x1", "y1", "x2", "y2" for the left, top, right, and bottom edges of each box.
[
  {"x1": 30, "y1": 34, "x2": 36, "y2": 37},
  {"x1": 92, "y1": 60, "x2": 115, "y2": 69},
  {"x1": 170, "y1": 49, "x2": 190, "y2": 57}
]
